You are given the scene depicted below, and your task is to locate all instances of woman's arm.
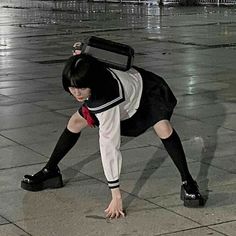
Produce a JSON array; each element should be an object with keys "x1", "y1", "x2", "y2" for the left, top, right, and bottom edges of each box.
[
  {"x1": 96, "y1": 106, "x2": 122, "y2": 189},
  {"x1": 96, "y1": 106, "x2": 125, "y2": 218}
]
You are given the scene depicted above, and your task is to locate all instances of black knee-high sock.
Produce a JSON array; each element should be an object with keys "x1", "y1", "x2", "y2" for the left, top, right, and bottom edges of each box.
[
  {"x1": 45, "y1": 128, "x2": 81, "y2": 169},
  {"x1": 161, "y1": 129, "x2": 193, "y2": 182}
]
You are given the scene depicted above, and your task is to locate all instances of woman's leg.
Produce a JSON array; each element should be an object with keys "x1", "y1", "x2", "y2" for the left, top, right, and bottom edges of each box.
[
  {"x1": 21, "y1": 111, "x2": 88, "y2": 191},
  {"x1": 153, "y1": 120, "x2": 192, "y2": 182},
  {"x1": 153, "y1": 120, "x2": 204, "y2": 206},
  {"x1": 45, "y1": 111, "x2": 88, "y2": 169}
]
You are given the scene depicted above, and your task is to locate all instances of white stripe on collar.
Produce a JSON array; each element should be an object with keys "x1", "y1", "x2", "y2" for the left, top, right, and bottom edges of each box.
[{"x1": 87, "y1": 69, "x2": 124, "y2": 112}]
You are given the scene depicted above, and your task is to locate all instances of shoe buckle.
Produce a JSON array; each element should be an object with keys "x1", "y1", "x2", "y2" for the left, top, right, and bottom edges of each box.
[{"x1": 23, "y1": 177, "x2": 31, "y2": 183}]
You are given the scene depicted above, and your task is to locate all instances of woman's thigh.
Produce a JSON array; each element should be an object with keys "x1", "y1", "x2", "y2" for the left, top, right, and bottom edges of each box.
[{"x1": 67, "y1": 111, "x2": 88, "y2": 133}]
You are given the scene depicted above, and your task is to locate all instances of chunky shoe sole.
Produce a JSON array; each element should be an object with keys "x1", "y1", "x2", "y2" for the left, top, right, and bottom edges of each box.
[
  {"x1": 21, "y1": 175, "x2": 63, "y2": 192},
  {"x1": 180, "y1": 185, "x2": 205, "y2": 207},
  {"x1": 183, "y1": 197, "x2": 205, "y2": 207}
]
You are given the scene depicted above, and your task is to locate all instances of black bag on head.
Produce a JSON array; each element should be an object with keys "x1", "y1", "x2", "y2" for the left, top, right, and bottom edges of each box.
[{"x1": 80, "y1": 36, "x2": 134, "y2": 71}]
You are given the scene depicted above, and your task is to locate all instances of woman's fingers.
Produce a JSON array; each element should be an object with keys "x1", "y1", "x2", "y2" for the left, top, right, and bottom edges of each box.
[
  {"x1": 119, "y1": 210, "x2": 125, "y2": 217},
  {"x1": 105, "y1": 208, "x2": 125, "y2": 219},
  {"x1": 105, "y1": 197, "x2": 126, "y2": 219}
]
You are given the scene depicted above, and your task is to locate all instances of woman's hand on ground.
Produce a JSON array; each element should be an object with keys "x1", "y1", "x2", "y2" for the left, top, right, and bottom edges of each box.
[{"x1": 105, "y1": 188, "x2": 126, "y2": 219}]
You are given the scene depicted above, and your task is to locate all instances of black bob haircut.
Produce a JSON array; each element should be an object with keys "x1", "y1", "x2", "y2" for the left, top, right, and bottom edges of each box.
[{"x1": 62, "y1": 54, "x2": 112, "y2": 93}]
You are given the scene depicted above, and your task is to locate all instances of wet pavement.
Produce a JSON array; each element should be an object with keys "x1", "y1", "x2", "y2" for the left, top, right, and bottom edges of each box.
[{"x1": 0, "y1": 1, "x2": 236, "y2": 235}]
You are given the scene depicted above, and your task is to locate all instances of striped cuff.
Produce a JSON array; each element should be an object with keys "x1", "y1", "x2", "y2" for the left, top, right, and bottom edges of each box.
[{"x1": 107, "y1": 179, "x2": 120, "y2": 189}]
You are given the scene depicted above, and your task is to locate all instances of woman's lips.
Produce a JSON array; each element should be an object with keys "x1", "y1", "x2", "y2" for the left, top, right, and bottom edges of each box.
[{"x1": 76, "y1": 96, "x2": 84, "y2": 101}]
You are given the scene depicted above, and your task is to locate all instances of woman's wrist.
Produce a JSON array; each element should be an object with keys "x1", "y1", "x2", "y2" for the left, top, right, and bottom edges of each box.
[{"x1": 111, "y1": 187, "x2": 122, "y2": 199}]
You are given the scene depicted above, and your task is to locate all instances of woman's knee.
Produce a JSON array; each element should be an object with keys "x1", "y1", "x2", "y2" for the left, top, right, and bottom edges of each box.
[
  {"x1": 153, "y1": 120, "x2": 173, "y2": 139},
  {"x1": 67, "y1": 111, "x2": 87, "y2": 133}
]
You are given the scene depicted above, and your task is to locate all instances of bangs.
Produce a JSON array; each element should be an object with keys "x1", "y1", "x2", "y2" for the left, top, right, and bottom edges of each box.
[
  {"x1": 62, "y1": 54, "x2": 113, "y2": 94},
  {"x1": 62, "y1": 73, "x2": 90, "y2": 92},
  {"x1": 62, "y1": 55, "x2": 92, "y2": 93}
]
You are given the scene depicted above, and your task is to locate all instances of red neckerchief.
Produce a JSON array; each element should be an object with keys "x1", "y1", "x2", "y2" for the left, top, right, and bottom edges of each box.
[{"x1": 81, "y1": 105, "x2": 95, "y2": 127}]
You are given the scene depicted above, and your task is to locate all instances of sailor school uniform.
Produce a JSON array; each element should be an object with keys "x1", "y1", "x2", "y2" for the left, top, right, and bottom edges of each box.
[{"x1": 79, "y1": 66, "x2": 177, "y2": 189}]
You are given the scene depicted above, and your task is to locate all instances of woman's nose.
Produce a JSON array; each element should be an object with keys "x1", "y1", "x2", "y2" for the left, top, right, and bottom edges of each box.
[{"x1": 74, "y1": 89, "x2": 81, "y2": 96}]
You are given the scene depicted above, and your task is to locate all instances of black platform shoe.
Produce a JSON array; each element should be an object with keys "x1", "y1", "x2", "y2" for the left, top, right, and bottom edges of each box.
[
  {"x1": 180, "y1": 180, "x2": 205, "y2": 207},
  {"x1": 21, "y1": 166, "x2": 63, "y2": 191}
]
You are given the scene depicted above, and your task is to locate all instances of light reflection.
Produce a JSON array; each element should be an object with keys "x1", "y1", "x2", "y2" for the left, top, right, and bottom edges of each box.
[
  {"x1": 188, "y1": 76, "x2": 197, "y2": 86},
  {"x1": 0, "y1": 0, "x2": 167, "y2": 34},
  {"x1": 0, "y1": 32, "x2": 10, "y2": 68}
]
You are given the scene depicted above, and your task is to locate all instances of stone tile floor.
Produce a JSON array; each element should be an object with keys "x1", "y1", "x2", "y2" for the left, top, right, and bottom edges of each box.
[{"x1": 0, "y1": 1, "x2": 236, "y2": 235}]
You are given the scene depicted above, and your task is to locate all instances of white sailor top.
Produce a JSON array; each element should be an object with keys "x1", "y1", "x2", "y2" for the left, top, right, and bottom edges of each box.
[{"x1": 85, "y1": 67, "x2": 143, "y2": 189}]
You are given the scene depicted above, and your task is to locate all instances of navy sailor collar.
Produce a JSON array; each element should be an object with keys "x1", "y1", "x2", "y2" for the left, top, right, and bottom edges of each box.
[{"x1": 85, "y1": 69, "x2": 125, "y2": 114}]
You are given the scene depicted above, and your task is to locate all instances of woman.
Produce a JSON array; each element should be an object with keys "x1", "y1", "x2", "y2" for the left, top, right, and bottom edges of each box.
[{"x1": 21, "y1": 54, "x2": 204, "y2": 219}]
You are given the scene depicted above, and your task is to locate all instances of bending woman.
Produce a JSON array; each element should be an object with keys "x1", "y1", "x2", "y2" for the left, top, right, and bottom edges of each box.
[{"x1": 21, "y1": 54, "x2": 204, "y2": 219}]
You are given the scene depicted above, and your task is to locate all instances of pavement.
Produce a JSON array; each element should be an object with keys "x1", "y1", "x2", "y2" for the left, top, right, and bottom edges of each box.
[{"x1": 0, "y1": 1, "x2": 236, "y2": 236}]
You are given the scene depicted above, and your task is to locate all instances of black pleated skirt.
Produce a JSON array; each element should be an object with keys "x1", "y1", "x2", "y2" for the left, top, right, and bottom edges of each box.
[{"x1": 120, "y1": 67, "x2": 177, "y2": 137}]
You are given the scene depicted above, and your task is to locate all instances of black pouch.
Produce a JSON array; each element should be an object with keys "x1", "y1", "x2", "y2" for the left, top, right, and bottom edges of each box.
[{"x1": 81, "y1": 36, "x2": 134, "y2": 71}]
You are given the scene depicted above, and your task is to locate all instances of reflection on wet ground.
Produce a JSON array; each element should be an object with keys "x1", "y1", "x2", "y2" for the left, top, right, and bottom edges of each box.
[{"x1": 0, "y1": 1, "x2": 236, "y2": 236}]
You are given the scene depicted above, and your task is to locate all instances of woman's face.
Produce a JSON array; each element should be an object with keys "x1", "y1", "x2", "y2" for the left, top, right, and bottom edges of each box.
[{"x1": 69, "y1": 87, "x2": 91, "y2": 102}]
